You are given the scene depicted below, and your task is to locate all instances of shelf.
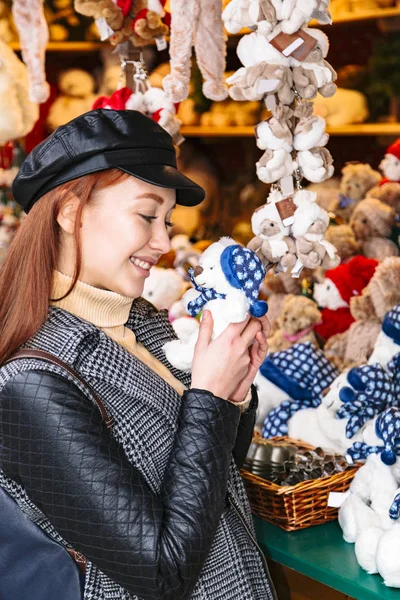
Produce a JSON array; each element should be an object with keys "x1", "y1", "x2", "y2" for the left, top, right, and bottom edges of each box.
[
  {"x1": 10, "y1": 41, "x2": 105, "y2": 52},
  {"x1": 181, "y1": 123, "x2": 400, "y2": 138},
  {"x1": 229, "y1": 7, "x2": 400, "y2": 36}
]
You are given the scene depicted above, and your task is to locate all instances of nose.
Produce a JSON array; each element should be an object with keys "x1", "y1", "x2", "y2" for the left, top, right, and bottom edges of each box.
[
  {"x1": 149, "y1": 224, "x2": 171, "y2": 255},
  {"x1": 194, "y1": 266, "x2": 204, "y2": 277}
]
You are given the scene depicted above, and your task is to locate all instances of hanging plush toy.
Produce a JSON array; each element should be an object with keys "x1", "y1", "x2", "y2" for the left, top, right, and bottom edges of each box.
[
  {"x1": 163, "y1": 237, "x2": 268, "y2": 372},
  {"x1": 163, "y1": 0, "x2": 228, "y2": 102},
  {"x1": 12, "y1": 0, "x2": 50, "y2": 103},
  {"x1": 0, "y1": 40, "x2": 39, "y2": 144}
]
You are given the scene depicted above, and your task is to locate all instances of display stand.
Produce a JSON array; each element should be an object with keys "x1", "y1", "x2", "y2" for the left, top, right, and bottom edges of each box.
[{"x1": 254, "y1": 517, "x2": 400, "y2": 600}]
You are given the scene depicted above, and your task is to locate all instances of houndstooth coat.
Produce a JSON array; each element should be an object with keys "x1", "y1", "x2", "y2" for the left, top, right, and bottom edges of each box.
[{"x1": 0, "y1": 299, "x2": 275, "y2": 600}]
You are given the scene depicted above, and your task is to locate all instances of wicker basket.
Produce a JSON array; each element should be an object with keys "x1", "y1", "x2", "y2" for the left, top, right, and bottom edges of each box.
[{"x1": 241, "y1": 436, "x2": 358, "y2": 531}]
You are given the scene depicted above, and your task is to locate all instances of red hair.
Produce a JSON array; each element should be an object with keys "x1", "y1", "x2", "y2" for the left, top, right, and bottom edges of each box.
[{"x1": 0, "y1": 168, "x2": 129, "y2": 364}]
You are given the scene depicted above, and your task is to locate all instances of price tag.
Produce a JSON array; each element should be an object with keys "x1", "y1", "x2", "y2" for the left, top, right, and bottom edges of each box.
[
  {"x1": 327, "y1": 490, "x2": 350, "y2": 508},
  {"x1": 155, "y1": 36, "x2": 168, "y2": 51},
  {"x1": 95, "y1": 17, "x2": 114, "y2": 41}
]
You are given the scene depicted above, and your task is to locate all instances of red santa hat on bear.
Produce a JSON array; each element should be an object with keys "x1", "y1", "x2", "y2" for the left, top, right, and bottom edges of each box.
[
  {"x1": 313, "y1": 255, "x2": 378, "y2": 340},
  {"x1": 380, "y1": 138, "x2": 400, "y2": 185}
]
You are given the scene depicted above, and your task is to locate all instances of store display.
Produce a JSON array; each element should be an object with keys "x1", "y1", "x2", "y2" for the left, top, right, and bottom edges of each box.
[
  {"x1": 163, "y1": 238, "x2": 268, "y2": 372},
  {"x1": 267, "y1": 294, "x2": 321, "y2": 353},
  {"x1": 242, "y1": 436, "x2": 358, "y2": 531}
]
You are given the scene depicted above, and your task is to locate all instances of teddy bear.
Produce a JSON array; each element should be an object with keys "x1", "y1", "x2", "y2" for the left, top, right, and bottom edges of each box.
[
  {"x1": 313, "y1": 88, "x2": 369, "y2": 127},
  {"x1": 292, "y1": 192, "x2": 340, "y2": 270},
  {"x1": 350, "y1": 198, "x2": 399, "y2": 261},
  {"x1": 258, "y1": 341, "x2": 338, "y2": 437},
  {"x1": 324, "y1": 224, "x2": 360, "y2": 263},
  {"x1": 142, "y1": 266, "x2": 189, "y2": 311},
  {"x1": 222, "y1": 0, "x2": 254, "y2": 34},
  {"x1": 290, "y1": 28, "x2": 337, "y2": 100},
  {"x1": 267, "y1": 294, "x2": 322, "y2": 353},
  {"x1": 247, "y1": 193, "x2": 297, "y2": 271},
  {"x1": 324, "y1": 257, "x2": 400, "y2": 370},
  {"x1": 74, "y1": 0, "x2": 125, "y2": 31},
  {"x1": 368, "y1": 182, "x2": 400, "y2": 216},
  {"x1": 313, "y1": 255, "x2": 378, "y2": 341},
  {"x1": 256, "y1": 147, "x2": 296, "y2": 184},
  {"x1": 0, "y1": 40, "x2": 39, "y2": 144},
  {"x1": 163, "y1": 237, "x2": 268, "y2": 372},
  {"x1": 199, "y1": 99, "x2": 261, "y2": 127},
  {"x1": 255, "y1": 104, "x2": 294, "y2": 152},
  {"x1": 47, "y1": 69, "x2": 96, "y2": 131},
  {"x1": 329, "y1": 163, "x2": 382, "y2": 223},
  {"x1": 226, "y1": 62, "x2": 294, "y2": 105},
  {"x1": 293, "y1": 102, "x2": 329, "y2": 151}
]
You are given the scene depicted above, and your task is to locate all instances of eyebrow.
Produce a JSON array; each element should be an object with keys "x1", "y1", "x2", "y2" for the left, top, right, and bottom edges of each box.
[{"x1": 135, "y1": 193, "x2": 176, "y2": 209}]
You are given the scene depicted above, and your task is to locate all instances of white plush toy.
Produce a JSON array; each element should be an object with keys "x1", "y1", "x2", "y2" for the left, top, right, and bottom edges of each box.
[
  {"x1": 222, "y1": 0, "x2": 254, "y2": 33},
  {"x1": 47, "y1": 69, "x2": 96, "y2": 132},
  {"x1": 380, "y1": 139, "x2": 400, "y2": 184},
  {"x1": 142, "y1": 266, "x2": 189, "y2": 311},
  {"x1": 368, "y1": 305, "x2": 400, "y2": 368},
  {"x1": 0, "y1": 40, "x2": 39, "y2": 144},
  {"x1": 271, "y1": 0, "x2": 318, "y2": 34},
  {"x1": 163, "y1": 237, "x2": 268, "y2": 372},
  {"x1": 256, "y1": 148, "x2": 296, "y2": 183}
]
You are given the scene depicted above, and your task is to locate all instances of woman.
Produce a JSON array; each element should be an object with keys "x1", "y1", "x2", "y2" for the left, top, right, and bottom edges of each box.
[{"x1": 0, "y1": 109, "x2": 274, "y2": 599}]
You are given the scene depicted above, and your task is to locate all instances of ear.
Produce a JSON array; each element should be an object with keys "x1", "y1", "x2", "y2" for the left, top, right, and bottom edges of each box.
[{"x1": 56, "y1": 194, "x2": 81, "y2": 235}]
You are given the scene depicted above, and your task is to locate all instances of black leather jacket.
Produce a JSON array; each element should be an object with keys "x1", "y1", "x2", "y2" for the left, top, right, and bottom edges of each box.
[{"x1": 0, "y1": 370, "x2": 258, "y2": 600}]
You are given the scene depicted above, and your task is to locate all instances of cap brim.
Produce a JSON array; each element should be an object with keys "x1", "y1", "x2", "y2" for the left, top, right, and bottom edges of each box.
[{"x1": 118, "y1": 164, "x2": 205, "y2": 207}]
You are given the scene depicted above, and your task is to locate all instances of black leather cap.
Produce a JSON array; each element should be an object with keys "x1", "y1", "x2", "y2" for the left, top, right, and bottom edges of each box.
[{"x1": 13, "y1": 109, "x2": 206, "y2": 213}]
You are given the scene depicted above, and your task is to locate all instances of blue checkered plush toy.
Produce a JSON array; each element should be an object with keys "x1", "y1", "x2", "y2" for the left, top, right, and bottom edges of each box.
[
  {"x1": 261, "y1": 342, "x2": 338, "y2": 437},
  {"x1": 347, "y1": 407, "x2": 400, "y2": 466},
  {"x1": 164, "y1": 237, "x2": 268, "y2": 372}
]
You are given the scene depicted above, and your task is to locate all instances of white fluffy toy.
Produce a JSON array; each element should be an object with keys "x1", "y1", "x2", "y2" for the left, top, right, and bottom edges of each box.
[{"x1": 163, "y1": 237, "x2": 268, "y2": 372}]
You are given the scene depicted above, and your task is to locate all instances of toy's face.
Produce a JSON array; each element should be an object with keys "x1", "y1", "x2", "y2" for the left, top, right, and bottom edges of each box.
[
  {"x1": 305, "y1": 47, "x2": 324, "y2": 63},
  {"x1": 279, "y1": 301, "x2": 320, "y2": 334},
  {"x1": 350, "y1": 211, "x2": 372, "y2": 240},
  {"x1": 340, "y1": 172, "x2": 371, "y2": 201},
  {"x1": 143, "y1": 267, "x2": 184, "y2": 310},
  {"x1": 321, "y1": 372, "x2": 349, "y2": 415},
  {"x1": 194, "y1": 246, "x2": 225, "y2": 290},
  {"x1": 380, "y1": 154, "x2": 400, "y2": 182},
  {"x1": 259, "y1": 219, "x2": 282, "y2": 239},
  {"x1": 314, "y1": 279, "x2": 347, "y2": 310},
  {"x1": 61, "y1": 71, "x2": 93, "y2": 96},
  {"x1": 307, "y1": 217, "x2": 327, "y2": 235}
]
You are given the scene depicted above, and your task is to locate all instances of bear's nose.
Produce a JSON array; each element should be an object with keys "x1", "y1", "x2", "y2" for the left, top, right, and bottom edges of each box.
[{"x1": 194, "y1": 266, "x2": 204, "y2": 277}]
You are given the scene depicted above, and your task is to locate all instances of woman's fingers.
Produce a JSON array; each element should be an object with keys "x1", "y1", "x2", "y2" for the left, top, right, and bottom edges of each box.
[{"x1": 195, "y1": 310, "x2": 213, "y2": 351}]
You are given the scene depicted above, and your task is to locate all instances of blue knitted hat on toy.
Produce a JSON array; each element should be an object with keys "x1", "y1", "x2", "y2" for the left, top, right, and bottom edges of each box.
[
  {"x1": 347, "y1": 407, "x2": 400, "y2": 466},
  {"x1": 220, "y1": 245, "x2": 268, "y2": 318},
  {"x1": 382, "y1": 304, "x2": 400, "y2": 345},
  {"x1": 337, "y1": 364, "x2": 395, "y2": 439},
  {"x1": 259, "y1": 342, "x2": 338, "y2": 401}
]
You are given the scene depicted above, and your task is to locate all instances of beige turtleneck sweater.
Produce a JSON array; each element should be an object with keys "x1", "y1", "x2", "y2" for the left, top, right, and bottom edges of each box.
[{"x1": 50, "y1": 271, "x2": 251, "y2": 411}]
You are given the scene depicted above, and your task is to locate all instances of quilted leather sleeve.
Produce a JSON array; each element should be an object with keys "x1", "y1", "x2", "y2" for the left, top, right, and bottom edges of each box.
[
  {"x1": 232, "y1": 385, "x2": 258, "y2": 469},
  {"x1": 0, "y1": 371, "x2": 241, "y2": 600}
]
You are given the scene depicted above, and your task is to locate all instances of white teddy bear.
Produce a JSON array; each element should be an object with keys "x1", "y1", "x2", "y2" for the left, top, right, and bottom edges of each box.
[
  {"x1": 142, "y1": 266, "x2": 189, "y2": 311},
  {"x1": 163, "y1": 237, "x2": 268, "y2": 372},
  {"x1": 47, "y1": 69, "x2": 96, "y2": 132}
]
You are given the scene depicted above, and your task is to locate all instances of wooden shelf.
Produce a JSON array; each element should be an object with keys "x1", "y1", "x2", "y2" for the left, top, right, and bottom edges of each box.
[
  {"x1": 229, "y1": 7, "x2": 400, "y2": 36},
  {"x1": 10, "y1": 41, "x2": 105, "y2": 52},
  {"x1": 181, "y1": 123, "x2": 400, "y2": 138}
]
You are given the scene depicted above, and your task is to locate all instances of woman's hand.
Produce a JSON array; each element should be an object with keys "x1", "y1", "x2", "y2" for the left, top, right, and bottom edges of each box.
[
  {"x1": 191, "y1": 311, "x2": 267, "y2": 402},
  {"x1": 229, "y1": 315, "x2": 270, "y2": 404}
]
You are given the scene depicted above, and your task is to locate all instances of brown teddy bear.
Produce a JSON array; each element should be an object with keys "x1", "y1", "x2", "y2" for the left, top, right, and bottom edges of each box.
[
  {"x1": 324, "y1": 224, "x2": 361, "y2": 263},
  {"x1": 227, "y1": 63, "x2": 294, "y2": 105},
  {"x1": 349, "y1": 197, "x2": 399, "y2": 260},
  {"x1": 268, "y1": 294, "x2": 322, "y2": 353},
  {"x1": 74, "y1": 0, "x2": 124, "y2": 31},
  {"x1": 367, "y1": 182, "x2": 400, "y2": 215},
  {"x1": 324, "y1": 257, "x2": 400, "y2": 369},
  {"x1": 328, "y1": 163, "x2": 381, "y2": 223}
]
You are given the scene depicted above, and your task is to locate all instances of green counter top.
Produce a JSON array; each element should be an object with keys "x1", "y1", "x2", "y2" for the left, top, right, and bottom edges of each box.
[{"x1": 254, "y1": 517, "x2": 400, "y2": 600}]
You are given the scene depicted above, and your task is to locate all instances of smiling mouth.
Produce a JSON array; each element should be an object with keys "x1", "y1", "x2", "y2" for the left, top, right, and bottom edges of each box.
[{"x1": 130, "y1": 257, "x2": 152, "y2": 270}]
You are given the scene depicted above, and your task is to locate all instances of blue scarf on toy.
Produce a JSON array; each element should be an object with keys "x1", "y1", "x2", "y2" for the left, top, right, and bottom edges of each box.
[
  {"x1": 347, "y1": 407, "x2": 400, "y2": 466},
  {"x1": 186, "y1": 268, "x2": 226, "y2": 317}
]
